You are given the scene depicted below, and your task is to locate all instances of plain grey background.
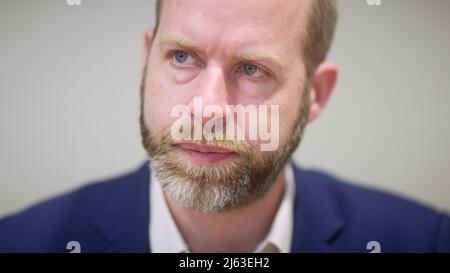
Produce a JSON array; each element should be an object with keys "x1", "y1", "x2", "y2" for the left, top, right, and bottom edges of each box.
[{"x1": 0, "y1": 0, "x2": 449, "y2": 218}]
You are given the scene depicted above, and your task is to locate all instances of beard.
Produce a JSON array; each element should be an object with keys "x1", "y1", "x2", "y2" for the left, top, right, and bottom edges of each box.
[{"x1": 140, "y1": 78, "x2": 310, "y2": 213}]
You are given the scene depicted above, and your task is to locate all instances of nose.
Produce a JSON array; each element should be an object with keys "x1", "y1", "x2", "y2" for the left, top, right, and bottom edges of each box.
[{"x1": 187, "y1": 64, "x2": 229, "y2": 124}]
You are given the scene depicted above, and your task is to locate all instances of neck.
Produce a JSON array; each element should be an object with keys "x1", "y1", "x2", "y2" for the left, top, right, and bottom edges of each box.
[{"x1": 164, "y1": 166, "x2": 287, "y2": 253}]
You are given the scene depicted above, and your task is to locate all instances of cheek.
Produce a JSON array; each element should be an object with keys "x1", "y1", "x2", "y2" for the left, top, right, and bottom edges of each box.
[
  {"x1": 143, "y1": 80, "x2": 177, "y2": 135},
  {"x1": 143, "y1": 72, "x2": 195, "y2": 135},
  {"x1": 275, "y1": 88, "x2": 304, "y2": 143}
]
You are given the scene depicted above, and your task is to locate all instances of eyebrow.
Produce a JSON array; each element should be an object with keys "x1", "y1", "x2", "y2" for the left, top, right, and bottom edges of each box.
[
  {"x1": 159, "y1": 34, "x2": 286, "y2": 71},
  {"x1": 237, "y1": 52, "x2": 286, "y2": 71},
  {"x1": 159, "y1": 34, "x2": 202, "y2": 53}
]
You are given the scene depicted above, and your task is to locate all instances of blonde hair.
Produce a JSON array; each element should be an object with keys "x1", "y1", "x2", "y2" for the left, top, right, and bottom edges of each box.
[{"x1": 153, "y1": 0, "x2": 338, "y2": 78}]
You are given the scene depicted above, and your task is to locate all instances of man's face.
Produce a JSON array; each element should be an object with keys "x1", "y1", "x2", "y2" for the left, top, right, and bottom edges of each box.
[{"x1": 141, "y1": 0, "x2": 311, "y2": 212}]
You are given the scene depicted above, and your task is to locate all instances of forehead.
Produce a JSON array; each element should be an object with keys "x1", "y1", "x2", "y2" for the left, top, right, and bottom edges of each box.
[{"x1": 157, "y1": 0, "x2": 310, "y2": 56}]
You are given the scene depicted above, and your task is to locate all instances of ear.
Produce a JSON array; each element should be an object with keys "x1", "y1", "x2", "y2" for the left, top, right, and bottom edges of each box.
[
  {"x1": 307, "y1": 62, "x2": 338, "y2": 124},
  {"x1": 141, "y1": 27, "x2": 155, "y2": 74}
]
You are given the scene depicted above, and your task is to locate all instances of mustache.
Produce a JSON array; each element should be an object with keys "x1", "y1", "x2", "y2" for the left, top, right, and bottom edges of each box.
[{"x1": 156, "y1": 128, "x2": 257, "y2": 155}]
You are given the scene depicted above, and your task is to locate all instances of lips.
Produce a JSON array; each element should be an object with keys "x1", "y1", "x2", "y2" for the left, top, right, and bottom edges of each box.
[{"x1": 178, "y1": 143, "x2": 236, "y2": 164}]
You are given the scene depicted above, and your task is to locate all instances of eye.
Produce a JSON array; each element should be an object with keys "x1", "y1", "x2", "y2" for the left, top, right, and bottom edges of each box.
[
  {"x1": 243, "y1": 64, "x2": 258, "y2": 76},
  {"x1": 237, "y1": 63, "x2": 267, "y2": 80},
  {"x1": 171, "y1": 50, "x2": 196, "y2": 65}
]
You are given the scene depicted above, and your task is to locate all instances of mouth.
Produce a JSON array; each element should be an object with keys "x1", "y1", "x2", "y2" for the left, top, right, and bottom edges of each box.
[{"x1": 177, "y1": 143, "x2": 237, "y2": 164}]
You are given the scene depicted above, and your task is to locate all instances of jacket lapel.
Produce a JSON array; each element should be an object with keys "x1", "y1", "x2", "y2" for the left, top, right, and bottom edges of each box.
[
  {"x1": 90, "y1": 162, "x2": 151, "y2": 252},
  {"x1": 291, "y1": 164, "x2": 345, "y2": 252}
]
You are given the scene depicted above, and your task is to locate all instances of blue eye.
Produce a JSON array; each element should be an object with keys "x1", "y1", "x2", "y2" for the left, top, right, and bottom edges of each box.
[
  {"x1": 243, "y1": 64, "x2": 258, "y2": 76},
  {"x1": 174, "y1": 51, "x2": 189, "y2": 63}
]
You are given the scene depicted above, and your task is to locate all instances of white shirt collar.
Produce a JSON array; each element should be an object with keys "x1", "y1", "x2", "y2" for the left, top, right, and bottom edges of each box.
[{"x1": 149, "y1": 163, "x2": 295, "y2": 253}]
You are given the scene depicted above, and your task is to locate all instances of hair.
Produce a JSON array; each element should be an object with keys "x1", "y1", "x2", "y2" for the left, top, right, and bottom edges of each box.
[{"x1": 153, "y1": 0, "x2": 338, "y2": 79}]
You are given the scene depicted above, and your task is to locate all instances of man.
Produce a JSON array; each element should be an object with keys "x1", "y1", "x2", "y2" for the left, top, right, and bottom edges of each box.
[{"x1": 0, "y1": 0, "x2": 449, "y2": 253}]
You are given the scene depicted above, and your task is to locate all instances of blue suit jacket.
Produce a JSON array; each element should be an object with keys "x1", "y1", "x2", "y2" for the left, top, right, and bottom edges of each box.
[{"x1": 1, "y1": 162, "x2": 449, "y2": 252}]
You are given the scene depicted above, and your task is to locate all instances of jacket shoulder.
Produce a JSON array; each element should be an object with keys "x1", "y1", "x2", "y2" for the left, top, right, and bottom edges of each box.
[
  {"x1": 0, "y1": 163, "x2": 148, "y2": 252},
  {"x1": 295, "y1": 166, "x2": 450, "y2": 252}
]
